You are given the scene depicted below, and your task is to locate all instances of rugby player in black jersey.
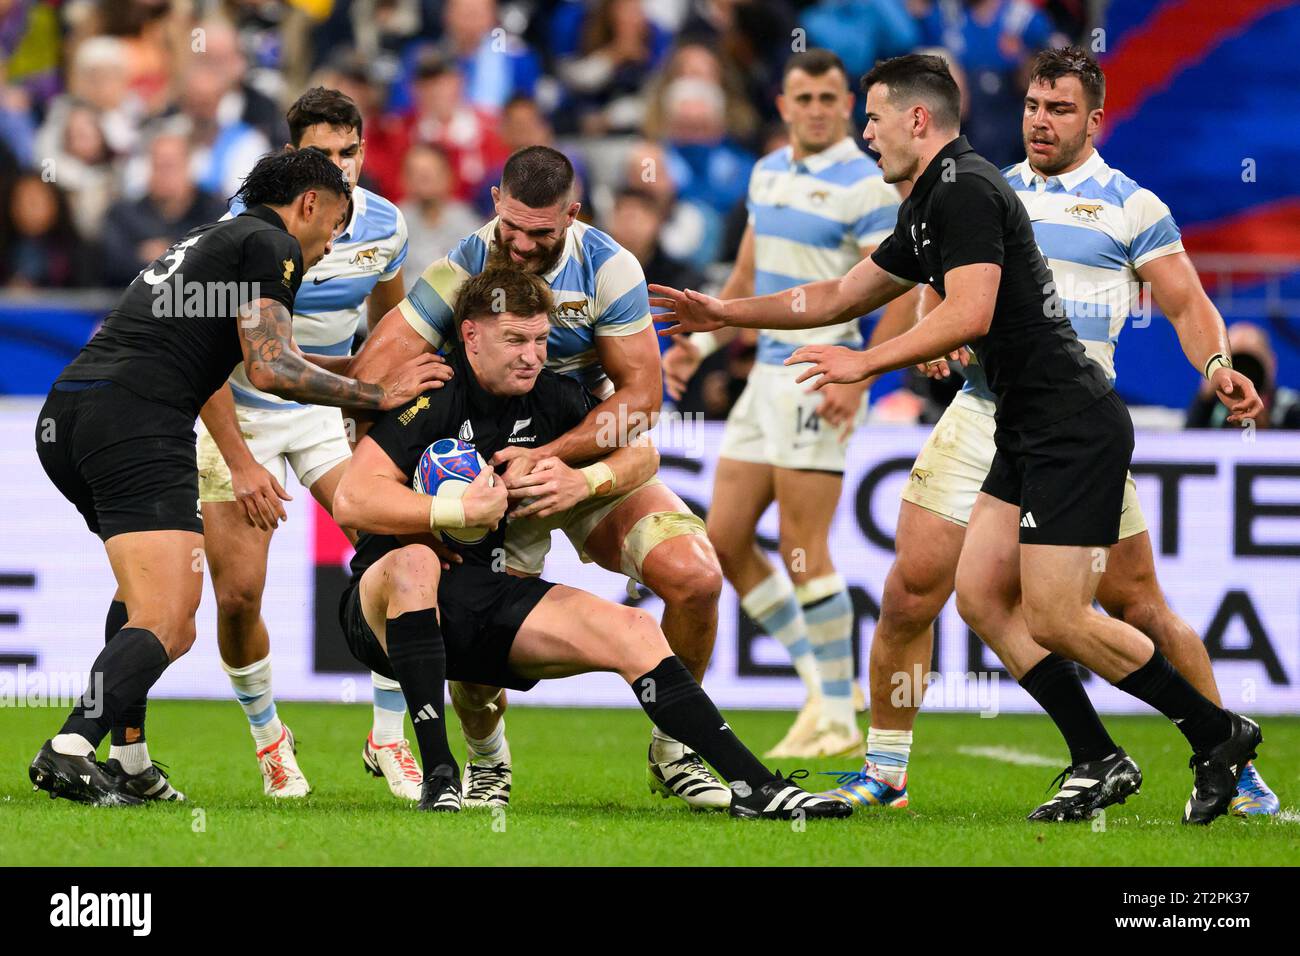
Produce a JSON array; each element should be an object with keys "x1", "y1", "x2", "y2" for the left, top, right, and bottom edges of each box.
[
  {"x1": 30, "y1": 148, "x2": 444, "y2": 805},
  {"x1": 332, "y1": 268, "x2": 848, "y2": 818},
  {"x1": 650, "y1": 55, "x2": 1262, "y2": 825}
]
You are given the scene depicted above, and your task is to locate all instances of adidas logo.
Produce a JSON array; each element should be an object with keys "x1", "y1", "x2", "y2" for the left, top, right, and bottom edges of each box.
[
  {"x1": 411, "y1": 703, "x2": 439, "y2": 724},
  {"x1": 1020, "y1": 512, "x2": 1038, "y2": 529}
]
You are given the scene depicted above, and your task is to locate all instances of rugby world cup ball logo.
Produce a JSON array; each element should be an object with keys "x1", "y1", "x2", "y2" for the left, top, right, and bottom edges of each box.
[{"x1": 413, "y1": 438, "x2": 490, "y2": 544}]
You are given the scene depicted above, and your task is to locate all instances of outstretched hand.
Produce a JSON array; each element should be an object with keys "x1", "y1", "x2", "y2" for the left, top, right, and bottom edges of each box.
[{"x1": 649, "y1": 284, "x2": 727, "y2": 336}]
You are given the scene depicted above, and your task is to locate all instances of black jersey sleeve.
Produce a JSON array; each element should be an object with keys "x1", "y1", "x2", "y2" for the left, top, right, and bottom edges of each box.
[
  {"x1": 933, "y1": 177, "x2": 1007, "y2": 275},
  {"x1": 240, "y1": 225, "x2": 304, "y2": 313},
  {"x1": 869, "y1": 215, "x2": 926, "y2": 284},
  {"x1": 364, "y1": 391, "x2": 456, "y2": 480},
  {"x1": 552, "y1": 374, "x2": 602, "y2": 432}
]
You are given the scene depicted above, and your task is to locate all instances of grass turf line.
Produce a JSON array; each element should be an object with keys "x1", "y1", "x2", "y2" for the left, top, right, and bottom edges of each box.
[{"x1": 1, "y1": 701, "x2": 1295, "y2": 866}]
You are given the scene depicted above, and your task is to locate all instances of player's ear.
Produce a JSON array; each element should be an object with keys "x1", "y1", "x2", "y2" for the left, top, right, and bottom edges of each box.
[
  {"x1": 565, "y1": 201, "x2": 580, "y2": 224},
  {"x1": 491, "y1": 186, "x2": 501, "y2": 208}
]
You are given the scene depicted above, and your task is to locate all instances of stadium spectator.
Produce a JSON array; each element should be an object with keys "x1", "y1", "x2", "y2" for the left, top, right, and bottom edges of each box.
[
  {"x1": 471, "y1": 96, "x2": 589, "y2": 216},
  {"x1": 800, "y1": 0, "x2": 920, "y2": 91},
  {"x1": 644, "y1": 42, "x2": 760, "y2": 148},
  {"x1": 439, "y1": 0, "x2": 542, "y2": 112},
  {"x1": 0, "y1": 173, "x2": 91, "y2": 289},
  {"x1": 558, "y1": 0, "x2": 670, "y2": 138},
  {"x1": 607, "y1": 185, "x2": 704, "y2": 295},
  {"x1": 39, "y1": 36, "x2": 144, "y2": 160},
  {"x1": 312, "y1": 50, "x2": 406, "y2": 200},
  {"x1": 98, "y1": 131, "x2": 226, "y2": 288},
  {"x1": 68, "y1": 0, "x2": 186, "y2": 114},
  {"x1": 192, "y1": 17, "x2": 292, "y2": 149},
  {"x1": 1185, "y1": 321, "x2": 1300, "y2": 430},
  {"x1": 168, "y1": 60, "x2": 271, "y2": 199},
  {"x1": 916, "y1": 0, "x2": 1061, "y2": 168},
  {"x1": 0, "y1": 74, "x2": 35, "y2": 167},
  {"x1": 40, "y1": 102, "x2": 117, "y2": 242},
  {"x1": 402, "y1": 50, "x2": 509, "y2": 205},
  {"x1": 398, "y1": 142, "x2": 480, "y2": 292}
]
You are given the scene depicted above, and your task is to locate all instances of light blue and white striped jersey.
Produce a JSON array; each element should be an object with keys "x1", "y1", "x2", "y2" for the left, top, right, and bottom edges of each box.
[
  {"x1": 961, "y1": 150, "x2": 1183, "y2": 407},
  {"x1": 225, "y1": 186, "x2": 409, "y2": 409},
  {"x1": 399, "y1": 217, "x2": 651, "y2": 399},
  {"x1": 747, "y1": 137, "x2": 900, "y2": 365}
]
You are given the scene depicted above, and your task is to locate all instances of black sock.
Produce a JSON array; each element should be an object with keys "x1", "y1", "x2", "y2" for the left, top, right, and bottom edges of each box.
[
  {"x1": 1019, "y1": 653, "x2": 1118, "y2": 766},
  {"x1": 61, "y1": 628, "x2": 170, "y2": 747},
  {"x1": 632, "y1": 656, "x2": 774, "y2": 790},
  {"x1": 104, "y1": 600, "x2": 148, "y2": 747},
  {"x1": 1114, "y1": 649, "x2": 1231, "y2": 752},
  {"x1": 384, "y1": 608, "x2": 455, "y2": 776}
]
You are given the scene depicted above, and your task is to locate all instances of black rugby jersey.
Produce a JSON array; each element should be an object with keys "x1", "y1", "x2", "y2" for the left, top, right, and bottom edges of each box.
[
  {"x1": 349, "y1": 345, "x2": 599, "y2": 583},
  {"x1": 870, "y1": 136, "x2": 1111, "y2": 431},
  {"x1": 58, "y1": 206, "x2": 303, "y2": 418}
]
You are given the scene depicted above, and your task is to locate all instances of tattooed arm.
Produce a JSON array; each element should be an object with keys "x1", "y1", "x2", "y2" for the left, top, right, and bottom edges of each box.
[{"x1": 238, "y1": 298, "x2": 444, "y2": 411}]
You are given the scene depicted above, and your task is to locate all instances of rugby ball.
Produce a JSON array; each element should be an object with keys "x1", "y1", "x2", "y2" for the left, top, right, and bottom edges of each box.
[{"x1": 412, "y1": 438, "x2": 490, "y2": 544}]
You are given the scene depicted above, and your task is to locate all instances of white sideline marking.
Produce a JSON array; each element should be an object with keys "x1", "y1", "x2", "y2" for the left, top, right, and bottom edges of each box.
[
  {"x1": 1275, "y1": 809, "x2": 1300, "y2": 824},
  {"x1": 957, "y1": 746, "x2": 1059, "y2": 767}
]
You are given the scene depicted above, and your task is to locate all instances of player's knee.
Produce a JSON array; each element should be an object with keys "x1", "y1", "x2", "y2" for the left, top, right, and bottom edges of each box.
[
  {"x1": 880, "y1": 564, "x2": 947, "y2": 637},
  {"x1": 644, "y1": 538, "x2": 722, "y2": 612},
  {"x1": 214, "y1": 578, "x2": 263, "y2": 628},
  {"x1": 614, "y1": 609, "x2": 669, "y2": 680},
  {"x1": 387, "y1": 544, "x2": 441, "y2": 588},
  {"x1": 152, "y1": 615, "x2": 198, "y2": 660},
  {"x1": 1117, "y1": 598, "x2": 1170, "y2": 649},
  {"x1": 1020, "y1": 600, "x2": 1079, "y2": 654}
]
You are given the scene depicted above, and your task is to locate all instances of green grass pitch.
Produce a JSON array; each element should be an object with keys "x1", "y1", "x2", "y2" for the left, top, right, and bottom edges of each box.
[{"x1": 2, "y1": 701, "x2": 1296, "y2": 866}]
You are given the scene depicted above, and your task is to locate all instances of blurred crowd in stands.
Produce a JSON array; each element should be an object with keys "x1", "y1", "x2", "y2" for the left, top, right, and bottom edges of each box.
[{"x1": 0, "y1": 0, "x2": 1293, "y2": 426}]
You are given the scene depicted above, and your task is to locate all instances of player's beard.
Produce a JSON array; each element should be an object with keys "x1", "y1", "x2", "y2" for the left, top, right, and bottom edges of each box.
[
  {"x1": 490, "y1": 230, "x2": 566, "y2": 276},
  {"x1": 1027, "y1": 126, "x2": 1089, "y2": 177}
]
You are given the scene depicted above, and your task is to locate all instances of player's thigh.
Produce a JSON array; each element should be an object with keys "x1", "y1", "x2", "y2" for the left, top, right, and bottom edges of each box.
[
  {"x1": 580, "y1": 480, "x2": 711, "y2": 587},
  {"x1": 886, "y1": 499, "x2": 967, "y2": 611},
  {"x1": 509, "y1": 584, "x2": 668, "y2": 682},
  {"x1": 705, "y1": 456, "x2": 774, "y2": 552},
  {"x1": 201, "y1": 499, "x2": 273, "y2": 604},
  {"x1": 954, "y1": 493, "x2": 1022, "y2": 619},
  {"x1": 1019, "y1": 543, "x2": 1103, "y2": 638},
  {"x1": 104, "y1": 529, "x2": 205, "y2": 649},
  {"x1": 308, "y1": 458, "x2": 350, "y2": 515}
]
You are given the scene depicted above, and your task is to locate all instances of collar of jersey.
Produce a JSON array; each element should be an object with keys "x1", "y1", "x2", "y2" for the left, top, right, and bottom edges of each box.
[
  {"x1": 242, "y1": 204, "x2": 288, "y2": 232},
  {"x1": 1016, "y1": 148, "x2": 1106, "y2": 192},
  {"x1": 338, "y1": 186, "x2": 368, "y2": 243},
  {"x1": 790, "y1": 137, "x2": 861, "y2": 174},
  {"x1": 911, "y1": 135, "x2": 974, "y2": 202}
]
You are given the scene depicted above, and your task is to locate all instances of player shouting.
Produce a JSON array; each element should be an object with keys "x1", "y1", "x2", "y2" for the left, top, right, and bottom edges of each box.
[
  {"x1": 825, "y1": 47, "x2": 1276, "y2": 819},
  {"x1": 652, "y1": 54, "x2": 1264, "y2": 825},
  {"x1": 197, "y1": 88, "x2": 419, "y2": 800},
  {"x1": 333, "y1": 268, "x2": 848, "y2": 819},
  {"x1": 30, "y1": 148, "x2": 443, "y2": 805},
  {"x1": 348, "y1": 147, "x2": 731, "y2": 810}
]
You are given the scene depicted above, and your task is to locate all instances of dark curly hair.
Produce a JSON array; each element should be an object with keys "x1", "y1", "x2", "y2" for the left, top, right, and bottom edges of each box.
[
  {"x1": 232, "y1": 146, "x2": 350, "y2": 209},
  {"x1": 1029, "y1": 46, "x2": 1106, "y2": 112}
]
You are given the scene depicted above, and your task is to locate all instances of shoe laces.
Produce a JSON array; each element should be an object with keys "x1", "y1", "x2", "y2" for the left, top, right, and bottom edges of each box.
[
  {"x1": 466, "y1": 763, "x2": 509, "y2": 799},
  {"x1": 668, "y1": 752, "x2": 709, "y2": 775},
  {"x1": 1044, "y1": 765, "x2": 1075, "y2": 795},
  {"x1": 1237, "y1": 763, "x2": 1267, "y2": 798},
  {"x1": 261, "y1": 741, "x2": 292, "y2": 790},
  {"x1": 772, "y1": 769, "x2": 810, "y2": 787},
  {"x1": 388, "y1": 740, "x2": 422, "y2": 783}
]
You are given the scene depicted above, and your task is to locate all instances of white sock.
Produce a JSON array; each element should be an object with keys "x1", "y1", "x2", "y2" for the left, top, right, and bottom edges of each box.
[
  {"x1": 741, "y1": 573, "x2": 820, "y2": 698},
  {"x1": 370, "y1": 672, "x2": 407, "y2": 745},
  {"x1": 798, "y1": 575, "x2": 856, "y2": 729},
  {"x1": 223, "y1": 654, "x2": 283, "y2": 749},
  {"x1": 51, "y1": 733, "x2": 94, "y2": 757},
  {"x1": 465, "y1": 718, "x2": 509, "y2": 764},
  {"x1": 650, "y1": 726, "x2": 686, "y2": 764},
  {"x1": 866, "y1": 727, "x2": 912, "y2": 789},
  {"x1": 109, "y1": 741, "x2": 151, "y2": 774}
]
